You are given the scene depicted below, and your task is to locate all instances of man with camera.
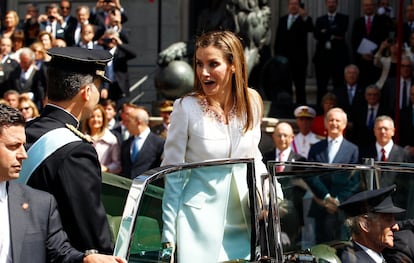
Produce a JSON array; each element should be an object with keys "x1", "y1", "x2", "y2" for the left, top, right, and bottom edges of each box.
[
  {"x1": 38, "y1": 3, "x2": 65, "y2": 40},
  {"x1": 98, "y1": 29, "x2": 136, "y2": 103},
  {"x1": 90, "y1": 0, "x2": 128, "y2": 40}
]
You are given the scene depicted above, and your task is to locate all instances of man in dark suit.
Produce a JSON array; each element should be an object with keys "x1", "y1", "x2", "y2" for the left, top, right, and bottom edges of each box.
[
  {"x1": 99, "y1": 29, "x2": 136, "y2": 104},
  {"x1": 360, "y1": 116, "x2": 412, "y2": 212},
  {"x1": 338, "y1": 185, "x2": 405, "y2": 263},
  {"x1": 313, "y1": 0, "x2": 349, "y2": 107},
  {"x1": 0, "y1": 37, "x2": 19, "y2": 97},
  {"x1": 381, "y1": 56, "x2": 414, "y2": 119},
  {"x1": 60, "y1": 0, "x2": 78, "y2": 46},
  {"x1": 78, "y1": 24, "x2": 104, "y2": 50},
  {"x1": 263, "y1": 121, "x2": 306, "y2": 250},
  {"x1": 403, "y1": 4, "x2": 414, "y2": 46},
  {"x1": 25, "y1": 47, "x2": 114, "y2": 253},
  {"x1": 333, "y1": 64, "x2": 365, "y2": 117},
  {"x1": 0, "y1": 104, "x2": 125, "y2": 263},
  {"x1": 360, "y1": 115, "x2": 410, "y2": 164},
  {"x1": 7, "y1": 48, "x2": 45, "y2": 110},
  {"x1": 121, "y1": 106, "x2": 164, "y2": 179},
  {"x1": 274, "y1": 0, "x2": 313, "y2": 105},
  {"x1": 349, "y1": 85, "x2": 389, "y2": 152},
  {"x1": 90, "y1": 0, "x2": 128, "y2": 41},
  {"x1": 307, "y1": 107, "x2": 360, "y2": 243},
  {"x1": 38, "y1": 3, "x2": 66, "y2": 40},
  {"x1": 65, "y1": 5, "x2": 86, "y2": 47},
  {"x1": 399, "y1": 84, "x2": 414, "y2": 155},
  {"x1": 351, "y1": 0, "x2": 392, "y2": 88}
]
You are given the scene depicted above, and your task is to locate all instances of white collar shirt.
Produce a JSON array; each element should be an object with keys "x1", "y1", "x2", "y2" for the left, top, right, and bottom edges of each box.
[
  {"x1": 375, "y1": 140, "x2": 394, "y2": 161},
  {"x1": 355, "y1": 241, "x2": 386, "y2": 263},
  {"x1": 131, "y1": 127, "x2": 150, "y2": 153},
  {"x1": 0, "y1": 181, "x2": 11, "y2": 263},
  {"x1": 276, "y1": 147, "x2": 291, "y2": 162}
]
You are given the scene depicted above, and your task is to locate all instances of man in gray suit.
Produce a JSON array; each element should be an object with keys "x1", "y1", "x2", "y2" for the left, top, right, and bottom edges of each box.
[
  {"x1": 360, "y1": 115, "x2": 413, "y2": 214},
  {"x1": 0, "y1": 104, "x2": 125, "y2": 262}
]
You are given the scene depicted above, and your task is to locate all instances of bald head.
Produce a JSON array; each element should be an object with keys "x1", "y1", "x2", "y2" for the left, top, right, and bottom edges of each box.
[{"x1": 272, "y1": 122, "x2": 295, "y2": 151}]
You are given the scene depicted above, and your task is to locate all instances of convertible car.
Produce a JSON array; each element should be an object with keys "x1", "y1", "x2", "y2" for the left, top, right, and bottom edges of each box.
[{"x1": 102, "y1": 159, "x2": 414, "y2": 262}]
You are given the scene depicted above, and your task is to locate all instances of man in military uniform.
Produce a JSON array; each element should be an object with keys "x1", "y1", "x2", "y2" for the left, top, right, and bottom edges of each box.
[{"x1": 24, "y1": 47, "x2": 114, "y2": 254}]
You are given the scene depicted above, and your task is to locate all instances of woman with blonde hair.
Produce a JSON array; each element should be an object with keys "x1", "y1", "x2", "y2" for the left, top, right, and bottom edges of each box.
[
  {"x1": 1, "y1": 11, "x2": 19, "y2": 38},
  {"x1": 82, "y1": 104, "x2": 121, "y2": 174},
  {"x1": 161, "y1": 30, "x2": 282, "y2": 262},
  {"x1": 18, "y1": 95, "x2": 40, "y2": 121}
]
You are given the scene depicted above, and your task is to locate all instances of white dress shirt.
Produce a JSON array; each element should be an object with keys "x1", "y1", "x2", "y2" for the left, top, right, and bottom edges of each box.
[
  {"x1": 375, "y1": 140, "x2": 394, "y2": 161},
  {"x1": 0, "y1": 181, "x2": 11, "y2": 263},
  {"x1": 355, "y1": 241, "x2": 387, "y2": 263}
]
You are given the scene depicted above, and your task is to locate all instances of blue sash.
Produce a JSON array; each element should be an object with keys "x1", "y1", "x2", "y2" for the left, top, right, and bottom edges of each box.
[{"x1": 18, "y1": 128, "x2": 81, "y2": 184}]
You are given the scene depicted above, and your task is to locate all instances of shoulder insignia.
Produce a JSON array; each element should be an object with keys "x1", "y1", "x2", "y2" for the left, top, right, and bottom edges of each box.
[{"x1": 66, "y1": 123, "x2": 93, "y2": 143}]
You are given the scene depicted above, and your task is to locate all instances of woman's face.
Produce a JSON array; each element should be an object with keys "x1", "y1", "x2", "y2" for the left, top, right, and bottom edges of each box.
[
  {"x1": 19, "y1": 103, "x2": 33, "y2": 120},
  {"x1": 40, "y1": 35, "x2": 52, "y2": 50},
  {"x1": 88, "y1": 108, "x2": 104, "y2": 131},
  {"x1": 195, "y1": 45, "x2": 234, "y2": 99},
  {"x1": 4, "y1": 13, "x2": 16, "y2": 28}
]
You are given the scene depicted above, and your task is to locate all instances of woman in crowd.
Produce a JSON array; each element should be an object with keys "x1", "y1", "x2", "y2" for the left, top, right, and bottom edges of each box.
[
  {"x1": 82, "y1": 104, "x2": 121, "y2": 174},
  {"x1": 161, "y1": 30, "x2": 282, "y2": 262},
  {"x1": 18, "y1": 94, "x2": 40, "y2": 122},
  {"x1": 373, "y1": 39, "x2": 399, "y2": 88},
  {"x1": 312, "y1": 92, "x2": 337, "y2": 138},
  {"x1": 1, "y1": 11, "x2": 19, "y2": 39}
]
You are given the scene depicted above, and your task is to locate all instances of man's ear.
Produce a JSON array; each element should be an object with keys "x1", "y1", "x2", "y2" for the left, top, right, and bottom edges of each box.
[
  {"x1": 359, "y1": 217, "x2": 369, "y2": 232},
  {"x1": 80, "y1": 84, "x2": 90, "y2": 101}
]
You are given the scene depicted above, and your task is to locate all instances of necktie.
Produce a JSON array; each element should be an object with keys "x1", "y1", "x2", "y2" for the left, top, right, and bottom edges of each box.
[
  {"x1": 130, "y1": 136, "x2": 140, "y2": 162},
  {"x1": 366, "y1": 16, "x2": 372, "y2": 35},
  {"x1": 277, "y1": 152, "x2": 284, "y2": 172},
  {"x1": 381, "y1": 148, "x2": 387, "y2": 162},
  {"x1": 105, "y1": 13, "x2": 110, "y2": 27},
  {"x1": 20, "y1": 74, "x2": 26, "y2": 89},
  {"x1": 367, "y1": 107, "x2": 375, "y2": 129},
  {"x1": 328, "y1": 15, "x2": 334, "y2": 25},
  {"x1": 105, "y1": 62, "x2": 115, "y2": 82},
  {"x1": 288, "y1": 15, "x2": 294, "y2": 29},
  {"x1": 328, "y1": 140, "x2": 336, "y2": 163},
  {"x1": 348, "y1": 87, "x2": 354, "y2": 105},
  {"x1": 402, "y1": 80, "x2": 408, "y2": 109}
]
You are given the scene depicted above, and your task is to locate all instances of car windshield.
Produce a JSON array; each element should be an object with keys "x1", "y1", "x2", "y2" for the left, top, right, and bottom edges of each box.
[{"x1": 108, "y1": 159, "x2": 414, "y2": 262}]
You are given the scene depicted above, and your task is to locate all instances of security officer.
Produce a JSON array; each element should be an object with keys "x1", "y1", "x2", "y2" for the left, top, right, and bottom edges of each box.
[{"x1": 23, "y1": 47, "x2": 114, "y2": 254}]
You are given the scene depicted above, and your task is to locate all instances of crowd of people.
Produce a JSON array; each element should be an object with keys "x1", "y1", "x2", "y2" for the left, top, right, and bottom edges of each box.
[
  {"x1": 1, "y1": 0, "x2": 414, "y2": 262},
  {"x1": 273, "y1": 0, "x2": 414, "y2": 118},
  {"x1": 0, "y1": 0, "x2": 136, "y2": 111}
]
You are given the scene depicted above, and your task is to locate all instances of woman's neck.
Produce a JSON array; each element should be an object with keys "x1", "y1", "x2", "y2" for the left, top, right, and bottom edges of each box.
[{"x1": 90, "y1": 127, "x2": 101, "y2": 137}]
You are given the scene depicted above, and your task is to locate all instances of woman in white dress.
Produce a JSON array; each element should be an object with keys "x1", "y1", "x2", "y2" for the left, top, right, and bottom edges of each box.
[{"x1": 161, "y1": 30, "x2": 282, "y2": 262}]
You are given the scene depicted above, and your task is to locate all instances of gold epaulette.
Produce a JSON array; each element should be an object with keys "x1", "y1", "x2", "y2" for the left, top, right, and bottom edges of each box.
[{"x1": 65, "y1": 123, "x2": 93, "y2": 143}]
